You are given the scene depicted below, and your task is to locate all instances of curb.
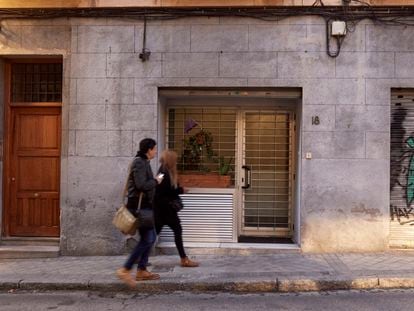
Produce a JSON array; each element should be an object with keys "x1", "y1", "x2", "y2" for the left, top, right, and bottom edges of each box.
[
  {"x1": 277, "y1": 277, "x2": 380, "y2": 292},
  {"x1": 0, "y1": 280, "x2": 279, "y2": 293},
  {"x1": 2, "y1": 276, "x2": 414, "y2": 293}
]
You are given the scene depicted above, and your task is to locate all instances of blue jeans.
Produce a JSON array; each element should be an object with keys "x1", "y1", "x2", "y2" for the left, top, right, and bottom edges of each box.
[{"x1": 124, "y1": 227, "x2": 156, "y2": 270}]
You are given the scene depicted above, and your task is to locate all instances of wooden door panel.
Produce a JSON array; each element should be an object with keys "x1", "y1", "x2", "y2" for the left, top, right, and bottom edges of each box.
[
  {"x1": 11, "y1": 197, "x2": 59, "y2": 236},
  {"x1": 10, "y1": 199, "x2": 59, "y2": 237},
  {"x1": 8, "y1": 107, "x2": 61, "y2": 237},
  {"x1": 18, "y1": 114, "x2": 60, "y2": 149},
  {"x1": 17, "y1": 157, "x2": 59, "y2": 191}
]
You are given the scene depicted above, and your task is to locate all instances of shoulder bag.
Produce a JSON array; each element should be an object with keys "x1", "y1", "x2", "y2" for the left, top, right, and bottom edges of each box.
[
  {"x1": 112, "y1": 160, "x2": 142, "y2": 235},
  {"x1": 112, "y1": 193, "x2": 142, "y2": 235}
]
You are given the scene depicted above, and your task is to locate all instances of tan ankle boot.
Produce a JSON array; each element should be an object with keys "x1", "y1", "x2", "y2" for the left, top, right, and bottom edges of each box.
[
  {"x1": 136, "y1": 268, "x2": 160, "y2": 281},
  {"x1": 116, "y1": 268, "x2": 136, "y2": 288},
  {"x1": 181, "y1": 257, "x2": 199, "y2": 267}
]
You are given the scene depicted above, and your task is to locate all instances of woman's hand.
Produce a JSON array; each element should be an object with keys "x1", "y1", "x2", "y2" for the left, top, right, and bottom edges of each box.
[{"x1": 155, "y1": 173, "x2": 164, "y2": 184}]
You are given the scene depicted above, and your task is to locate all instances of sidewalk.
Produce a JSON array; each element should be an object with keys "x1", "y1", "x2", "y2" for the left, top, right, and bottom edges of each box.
[{"x1": 1, "y1": 251, "x2": 414, "y2": 293}]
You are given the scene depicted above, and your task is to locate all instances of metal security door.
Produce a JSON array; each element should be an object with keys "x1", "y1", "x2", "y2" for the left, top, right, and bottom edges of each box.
[
  {"x1": 390, "y1": 90, "x2": 414, "y2": 248},
  {"x1": 239, "y1": 110, "x2": 295, "y2": 238}
]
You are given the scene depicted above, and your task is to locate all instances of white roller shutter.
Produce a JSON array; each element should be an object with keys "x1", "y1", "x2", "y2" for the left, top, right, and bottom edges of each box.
[{"x1": 159, "y1": 192, "x2": 235, "y2": 243}]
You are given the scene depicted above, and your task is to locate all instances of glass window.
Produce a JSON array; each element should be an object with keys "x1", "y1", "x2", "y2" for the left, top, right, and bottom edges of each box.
[
  {"x1": 167, "y1": 107, "x2": 237, "y2": 187},
  {"x1": 11, "y1": 62, "x2": 63, "y2": 103}
]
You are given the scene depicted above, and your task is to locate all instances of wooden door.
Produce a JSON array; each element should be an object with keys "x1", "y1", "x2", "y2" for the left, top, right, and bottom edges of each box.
[
  {"x1": 8, "y1": 107, "x2": 61, "y2": 236},
  {"x1": 3, "y1": 60, "x2": 63, "y2": 237}
]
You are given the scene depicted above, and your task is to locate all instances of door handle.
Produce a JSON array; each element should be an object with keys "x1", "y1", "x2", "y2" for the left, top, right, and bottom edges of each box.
[
  {"x1": 242, "y1": 165, "x2": 251, "y2": 189},
  {"x1": 34, "y1": 193, "x2": 39, "y2": 197}
]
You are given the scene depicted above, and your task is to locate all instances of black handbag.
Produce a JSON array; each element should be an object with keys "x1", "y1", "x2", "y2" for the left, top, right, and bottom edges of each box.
[
  {"x1": 170, "y1": 197, "x2": 184, "y2": 212},
  {"x1": 137, "y1": 208, "x2": 154, "y2": 229},
  {"x1": 128, "y1": 193, "x2": 154, "y2": 230}
]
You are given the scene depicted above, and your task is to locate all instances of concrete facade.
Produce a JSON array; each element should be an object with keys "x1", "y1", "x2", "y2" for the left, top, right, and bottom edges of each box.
[{"x1": 0, "y1": 16, "x2": 410, "y2": 255}]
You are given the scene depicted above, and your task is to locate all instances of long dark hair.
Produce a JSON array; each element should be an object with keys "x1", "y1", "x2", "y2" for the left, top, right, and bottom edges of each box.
[{"x1": 136, "y1": 138, "x2": 156, "y2": 157}]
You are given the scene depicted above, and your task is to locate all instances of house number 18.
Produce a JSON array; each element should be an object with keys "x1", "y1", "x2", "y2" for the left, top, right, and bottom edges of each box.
[{"x1": 312, "y1": 116, "x2": 320, "y2": 125}]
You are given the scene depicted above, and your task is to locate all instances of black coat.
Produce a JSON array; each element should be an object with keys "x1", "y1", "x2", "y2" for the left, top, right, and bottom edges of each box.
[
  {"x1": 127, "y1": 154, "x2": 157, "y2": 209},
  {"x1": 154, "y1": 167, "x2": 183, "y2": 223}
]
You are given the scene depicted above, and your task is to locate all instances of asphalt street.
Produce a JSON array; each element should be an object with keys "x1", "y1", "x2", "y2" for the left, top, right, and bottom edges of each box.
[{"x1": 1, "y1": 289, "x2": 414, "y2": 311}]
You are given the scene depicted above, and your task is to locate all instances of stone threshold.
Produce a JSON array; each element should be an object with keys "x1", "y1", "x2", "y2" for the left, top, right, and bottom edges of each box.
[
  {"x1": 156, "y1": 242, "x2": 300, "y2": 255},
  {"x1": 0, "y1": 237, "x2": 60, "y2": 259}
]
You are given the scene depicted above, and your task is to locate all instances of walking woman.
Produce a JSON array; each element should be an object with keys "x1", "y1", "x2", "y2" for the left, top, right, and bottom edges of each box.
[
  {"x1": 154, "y1": 150, "x2": 199, "y2": 268},
  {"x1": 116, "y1": 138, "x2": 164, "y2": 288}
]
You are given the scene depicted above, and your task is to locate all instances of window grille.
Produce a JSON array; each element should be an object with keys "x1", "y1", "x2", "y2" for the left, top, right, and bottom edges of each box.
[
  {"x1": 11, "y1": 63, "x2": 63, "y2": 103},
  {"x1": 166, "y1": 107, "x2": 237, "y2": 185}
]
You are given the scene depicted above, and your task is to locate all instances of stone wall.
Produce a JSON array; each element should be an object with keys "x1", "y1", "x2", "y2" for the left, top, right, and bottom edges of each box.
[{"x1": 1, "y1": 15, "x2": 413, "y2": 254}]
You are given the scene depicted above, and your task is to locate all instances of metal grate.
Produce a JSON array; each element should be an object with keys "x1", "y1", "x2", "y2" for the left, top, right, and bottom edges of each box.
[
  {"x1": 390, "y1": 90, "x2": 414, "y2": 248},
  {"x1": 167, "y1": 107, "x2": 237, "y2": 179},
  {"x1": 11, "y1": 63, "x2": 63, "y2": 103},
  {"x1": 242, "y1": 111, "x2": 294, "y2": 235},
  {"x1": 165, "y1": 104, "x2": 296, "y2": 240}
]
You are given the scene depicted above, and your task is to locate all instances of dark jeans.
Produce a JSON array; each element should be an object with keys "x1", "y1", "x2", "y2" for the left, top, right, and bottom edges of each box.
[
  {"x1": 124, "y1": 226, "x2": 156, "y2": 270},
  {"x1": 155, "y1": 216, "x2": 186, "y2": 259},
  {"x1": 124, "y1": 197, "x2": 156, "y2": 270}
]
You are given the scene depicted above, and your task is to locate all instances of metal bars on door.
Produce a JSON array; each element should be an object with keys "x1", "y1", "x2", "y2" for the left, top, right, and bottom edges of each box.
[
  {"x1": 240, "y1": 110, "x2": 295, "y2": 237},
  {"x1": 390, "y1": 90, "x2": 414, "y2": 248}
]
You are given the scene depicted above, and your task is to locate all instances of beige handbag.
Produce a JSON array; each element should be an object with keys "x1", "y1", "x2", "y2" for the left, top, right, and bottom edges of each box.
[
  {"x1": 112, "y1": 204, "x2": 137, "y2": 235},
  {"x1": 112, "y1": 161, "x2": 143, "y2": 235}
]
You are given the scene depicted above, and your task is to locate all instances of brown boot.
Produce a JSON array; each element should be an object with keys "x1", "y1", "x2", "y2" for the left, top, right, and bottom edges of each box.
[
  {"x1": 116, "y1": 268, "x2": 136, "y2": 288},
  {"x1": 136, "y1": 268, "x2": 160, "y2": 281},
  {"x1": 181, "y1": 257, "x2": 199, "y2": 267}
]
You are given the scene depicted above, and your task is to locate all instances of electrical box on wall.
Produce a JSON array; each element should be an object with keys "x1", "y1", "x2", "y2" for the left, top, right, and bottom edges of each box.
[{"x1": 331, "y1": 21, "x2": 347, "y2": 36}]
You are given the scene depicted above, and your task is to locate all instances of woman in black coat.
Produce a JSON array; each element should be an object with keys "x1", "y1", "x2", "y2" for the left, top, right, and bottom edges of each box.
[
  {"x1": 154, "y1": 150, "x2": 198, "y2": 267},
  {"x1": 116, "y1": 138, "x2": 164, "y2": 288}
]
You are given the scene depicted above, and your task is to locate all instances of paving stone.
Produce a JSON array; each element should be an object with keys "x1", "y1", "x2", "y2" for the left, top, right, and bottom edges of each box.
[{"x1": 1, "y1": 251, "x2": 414, "y2": 293}]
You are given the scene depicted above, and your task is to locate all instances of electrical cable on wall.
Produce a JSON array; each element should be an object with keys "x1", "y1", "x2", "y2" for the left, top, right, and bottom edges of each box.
[
  {"x1": 0, "y1": 5, "x2": 414, "y2": 24},
  {"x1": 0, "y1": 2, "x2": 414, "y2": 58},
  {"x1": 312, "y1": 0, "x2": 325, "y2": 6},
  {"x1": 326, "y1": 19, "x2": 346, "y2": 58},
  {"x1": 139, "y1": 17, "x2": 151, "y2": 62}
]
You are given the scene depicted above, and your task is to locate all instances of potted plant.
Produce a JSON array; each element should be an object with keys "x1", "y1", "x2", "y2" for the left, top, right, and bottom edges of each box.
[
  {"x1": 218, "y1": 156, "x2": 233, "y2": 176},
  {"x1": 178, "y1": 123, "x2": 232, "y2": 188},
  {"x1": 181, "y1": 129, "x2": 215, "y2": 172}
]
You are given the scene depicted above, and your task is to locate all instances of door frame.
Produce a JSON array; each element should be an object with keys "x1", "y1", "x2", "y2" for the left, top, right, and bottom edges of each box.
[
  {"x1": 2, "y1": 58, "x2": 62, "y2": 237},
  {"x1": 159, "y1": 88, "x2": 301, "y2": 244}
]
